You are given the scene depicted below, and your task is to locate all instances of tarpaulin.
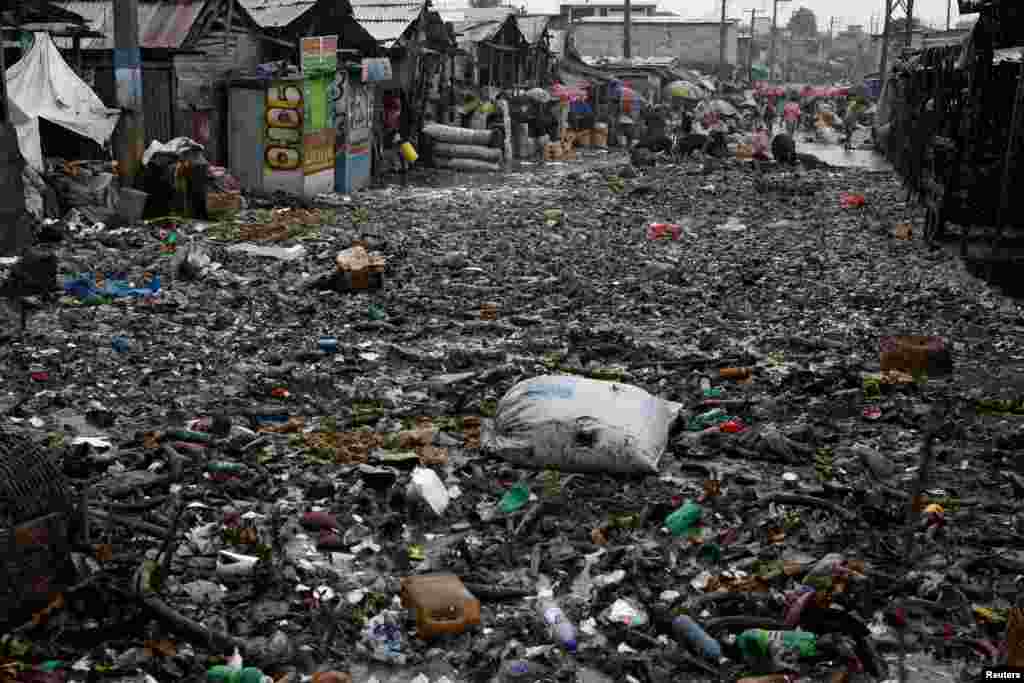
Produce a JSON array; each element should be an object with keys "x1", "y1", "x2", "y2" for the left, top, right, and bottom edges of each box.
[{"x1": 5, "y1": 32, "x2": 121, "y2": 170}]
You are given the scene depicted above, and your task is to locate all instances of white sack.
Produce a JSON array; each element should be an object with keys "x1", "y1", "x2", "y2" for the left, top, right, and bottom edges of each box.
[
  {"x1": 6, "y1": 33, "x2": 121, "y2": 170},
  {"x1": 482, "y1": 375, "x2": 682, "y2": 474}
]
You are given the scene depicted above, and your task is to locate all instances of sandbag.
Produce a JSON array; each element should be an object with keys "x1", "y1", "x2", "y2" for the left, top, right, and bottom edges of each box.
[
  {"x1": 435, "y1": 157, "x2": 501, "y2": 173},
  {"x1": 482, "y1": 375, "x2": 682, "y2": 474},
  {"x1": 433, "y1": 143, "x2": 503, "y2": 162},
  {"x1": 423, "y1": 122, "x2": 495, "y2": 147}
]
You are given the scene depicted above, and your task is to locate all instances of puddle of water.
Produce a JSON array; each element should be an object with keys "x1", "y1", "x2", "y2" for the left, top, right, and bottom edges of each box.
[{"x1": 798, "y1": 141, "x2": 892, "y2": 171}]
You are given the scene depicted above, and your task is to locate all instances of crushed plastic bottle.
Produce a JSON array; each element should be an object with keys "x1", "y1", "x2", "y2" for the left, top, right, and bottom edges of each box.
[
  {"x1": 736, "y1": 629, "x2": 817, "y2": 671},
  {"x1": 671, "y1": 614, "x2": 722, "y2": 660},
  {"x1": 207, "y1": 666, "x2": 271, "y2": 683},
  {"x1": 537, "y1": 576, "x2": 577, "y2": 652},
  {"x1": 664, "y1": 500, "x2": 703, "y2": 537}
]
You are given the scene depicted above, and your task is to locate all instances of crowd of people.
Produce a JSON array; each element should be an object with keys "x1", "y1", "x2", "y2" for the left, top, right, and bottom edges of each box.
[{"x1": 627, "y1": 89, "x2": 873, "y2": 164}]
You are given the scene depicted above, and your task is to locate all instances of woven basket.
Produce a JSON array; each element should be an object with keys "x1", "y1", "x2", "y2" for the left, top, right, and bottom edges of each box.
[{"x1": 0, "y1": 429, "x2": 72, "y2": 625}]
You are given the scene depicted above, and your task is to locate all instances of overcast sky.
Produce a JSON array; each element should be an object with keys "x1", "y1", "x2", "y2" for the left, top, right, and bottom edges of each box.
[
  {"x1": 525, "y1": 0, "x2": 967, "y2": 31},
  {"x1": 707, "y1": 0, "x2": 963, "y2": 32}
]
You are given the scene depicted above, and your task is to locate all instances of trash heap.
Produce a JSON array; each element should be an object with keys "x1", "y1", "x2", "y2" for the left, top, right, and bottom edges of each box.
[{"x1": 1, "y1": 153, "x2": 1024, "y2": 683}]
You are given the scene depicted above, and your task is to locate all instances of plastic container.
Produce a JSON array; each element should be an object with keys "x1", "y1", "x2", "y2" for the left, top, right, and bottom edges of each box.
[
  {"x1": 665, "y1": 500, "x2": 703, "y2": 537},
  {"x1": 400, "y1": 573, "x2": 480, "y2": 639},
  {"x1": 719, "y1": 367, "x2": 753, "y2": 380},
  {"x1": 117, "y1": 187, "x2": 148, "y2": 222},
  {"x1": 671, "y1": 615, "x2": 722, "y2": 659},
  {"x1": 400, "y1": 141, "x2": 419, "y2": 163}
]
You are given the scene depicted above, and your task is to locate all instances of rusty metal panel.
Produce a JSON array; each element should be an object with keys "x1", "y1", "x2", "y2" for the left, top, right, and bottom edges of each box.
[
  {"x1": 143, "y1": 66, "x2": 176, "y2": 143},
  {"x1": 55, "y1": 0, "x2": 204, "y2": 49}
]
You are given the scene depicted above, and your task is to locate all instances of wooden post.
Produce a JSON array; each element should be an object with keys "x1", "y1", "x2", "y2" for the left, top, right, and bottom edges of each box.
[
  {"x1": 0, "y1": 25, "x2": 29, "y2": 257},
  {"x1": 224, "y1": 0, "x2": 235, "y2": 53},
  {"x1": 991, "y1": 62, "x2": 1024, "y2": 253},
  {"x1": 623, "y1": 0, "x2": 631, "y2": 60},
  {"x1": 114, "y1": 0, "x2": 146, "y2": 182},
  {"x1": 718, "y1": 0, "x2": 727, "y2": 84}
]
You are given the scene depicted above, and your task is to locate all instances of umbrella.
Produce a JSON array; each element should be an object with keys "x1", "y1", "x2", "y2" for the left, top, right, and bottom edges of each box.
[
  {"x1": 666, "y1": 80, "x2": 701, "y2": 99},
  {"x1": 526, "y1": 87, "x2": 552, "y2": 103},
  {"x1": 707, "y1": 99, "x2": 738, "y2": 116}
]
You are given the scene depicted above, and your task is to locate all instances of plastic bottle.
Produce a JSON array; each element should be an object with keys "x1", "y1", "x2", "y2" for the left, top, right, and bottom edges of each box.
[
  {"x1": 206, "y1": 665, "x2": 271, "y2": 683},
  {"x1": 664, "y1": 500, "x2": 703, "y2": 537},
  {"x1": 499, "y1": 659, "x2": 552, "y2": 681},
  {"x1": 736, "y1": 676, "x2": 800, "y2": 683},
  {"x1": 736, "y1": 629, "x2": 817, "y2": 663},
  {"x1": 538, "y1": 596, "x2": 577, "y2": 652},
  {"x1": 671, "y1": 615, "x2": 722, "y2": 659}
]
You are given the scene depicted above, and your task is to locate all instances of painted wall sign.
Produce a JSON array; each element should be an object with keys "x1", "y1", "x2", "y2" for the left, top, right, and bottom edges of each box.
[{"x1": 264, "y1": 80, "x2": 304, "y2": 187}]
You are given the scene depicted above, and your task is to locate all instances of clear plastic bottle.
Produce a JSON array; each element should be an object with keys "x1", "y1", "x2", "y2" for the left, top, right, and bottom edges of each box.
[{"x1": 536, "y1": 576, "x2": 577, "y2": 652}]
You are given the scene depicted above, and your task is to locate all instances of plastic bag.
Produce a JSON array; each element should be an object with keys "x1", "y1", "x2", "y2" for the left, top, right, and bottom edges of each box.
[{"x1": 482, "y1": 375, "x2": 682, "y2": 474}]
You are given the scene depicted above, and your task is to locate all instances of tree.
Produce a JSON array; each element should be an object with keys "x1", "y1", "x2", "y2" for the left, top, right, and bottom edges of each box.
[
  {"x1": 470, "y1": 0, "x2": 501, "y2": 7},
  {"x1": 787, "y1": 7, "x2": 818, "y2": 39}
]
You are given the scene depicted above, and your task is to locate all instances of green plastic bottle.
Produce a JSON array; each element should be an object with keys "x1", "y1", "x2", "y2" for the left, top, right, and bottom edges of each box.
[
  {"x1": 207, "y1": 665, "x2": 269, "y2": 683},
  {"x1": 736, "y1": 628, "x2": 817, "y2": 660},
  {"x1": 499, "y1": 483, "x2": 530, "y2": 513},
  {"x1": 664, "y1": 500, "x2": 703, "y2": 536}
]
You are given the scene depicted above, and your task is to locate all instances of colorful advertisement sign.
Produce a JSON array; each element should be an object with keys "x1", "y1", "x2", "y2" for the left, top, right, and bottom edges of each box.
[
  {"x1": 264, "y1": 80, "x2": 304, "y2": 191},
  {"x1": 334, "y1": 71, "x2": 372, "y2": 193},
  {"x1": 361, "y1": 58, "x2": 393, "y2": 83},
  {"x1": 302, "y1": 35, "x2": 338, "y2": 75}
]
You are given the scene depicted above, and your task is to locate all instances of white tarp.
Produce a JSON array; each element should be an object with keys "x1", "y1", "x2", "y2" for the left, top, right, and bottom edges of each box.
[{"x1": 5, "y1": 32, "x2": 121, "y2": 170}]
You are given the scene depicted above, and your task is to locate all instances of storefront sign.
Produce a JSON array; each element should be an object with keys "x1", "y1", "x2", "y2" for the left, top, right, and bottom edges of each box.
[
  {"x1": 361, "y1": 58, "x2": 393, "y2": 83},
  {"x1": 301, "y1": 35, "x2": 338, "y2": 74}
]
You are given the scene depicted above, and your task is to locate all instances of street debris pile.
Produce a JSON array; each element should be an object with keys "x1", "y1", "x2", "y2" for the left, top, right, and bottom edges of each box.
[{"x1": 2, "y1": 154, "x2": 1024, "y2": 683}]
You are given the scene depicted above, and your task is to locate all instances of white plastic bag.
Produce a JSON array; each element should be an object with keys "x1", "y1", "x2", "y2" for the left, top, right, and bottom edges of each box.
[
  {"x1": 482, "y1": 375, "x2": 682, "y2": 474},
  {"x1": 407, "y1": 467, "x2": 450, "y2": 515}
]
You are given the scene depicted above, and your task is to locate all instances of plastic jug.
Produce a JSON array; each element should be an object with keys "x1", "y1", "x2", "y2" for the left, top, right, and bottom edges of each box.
[{"x1": 400, "y1": 573, "x2": 480, "y2": 639}]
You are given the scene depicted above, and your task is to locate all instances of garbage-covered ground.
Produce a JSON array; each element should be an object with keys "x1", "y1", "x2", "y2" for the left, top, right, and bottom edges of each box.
[{"x1": 2, "y1": 148, "x2": 1024, "y2": 683}]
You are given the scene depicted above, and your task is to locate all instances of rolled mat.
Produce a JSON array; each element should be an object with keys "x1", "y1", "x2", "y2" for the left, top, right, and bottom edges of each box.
[
  {"x1": 435, "y1": 157, "x2": 502, "y2": 173},
  {"x1": 433, "y1": 143, "x2": 503, "y2": 162},
  {"x1": 423, "y1": 123, "x2": 496, "y2": 147}
]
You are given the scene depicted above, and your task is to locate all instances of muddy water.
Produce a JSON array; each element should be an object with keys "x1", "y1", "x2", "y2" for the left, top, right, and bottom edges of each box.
[{"x1": 798, "y1": 141, "x2": 893, "y2": 171}]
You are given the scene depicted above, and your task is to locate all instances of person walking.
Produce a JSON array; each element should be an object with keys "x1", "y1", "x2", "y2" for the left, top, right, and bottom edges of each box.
[{"x1": 783, "y1": 98, "x2": 800, "y2": 137}]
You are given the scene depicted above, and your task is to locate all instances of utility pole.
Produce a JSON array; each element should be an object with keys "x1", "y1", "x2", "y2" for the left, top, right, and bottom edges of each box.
[
  {"x1": 879, "y1": 0, "x2": 893, "y2": 80},
  {"x1": 768, "y1": 0, "x2": 790, "y2": 82},
  {"x1": 824, "y1": 16, "x2": 836, "y2": 78},
  {"x1": 114, "y1": 0, "x2": 145, "y2": 184},
  {"x1": 946, "y1": 0, "x2": 951, "y2": 30},
  {"x1": 0, "y1": 22, "x2": 29, "y2": 256},
  {"x1": 746, "y1": 8, "x2": 764, "y2": 82},
  {"x1": 905, "y1": 0, "x2": 914, "y2": 48},
  {"x1": 623, "y1": 0, "x2": 631, "y2": 60},
  {"x1": 718, "y1": 0, "x2": 728, "y2": 85}
]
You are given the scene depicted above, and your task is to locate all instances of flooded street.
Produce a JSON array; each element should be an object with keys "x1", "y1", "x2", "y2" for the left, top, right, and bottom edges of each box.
[{"x1": 798, "y1": 141, "x2": 893, "y2": 171}]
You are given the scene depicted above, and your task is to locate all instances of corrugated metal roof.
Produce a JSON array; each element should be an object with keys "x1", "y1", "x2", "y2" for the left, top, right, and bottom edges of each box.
[
  {"x1": 517, "y1": 15, "x2": 549, "y2": 44},
  {"x1": 239, "y1": 0, "x2": 314, "y2": 28},
  {"x1": 452, "y1": 19, "x2": 502, "y2": 44},
  {"x1": 54, "y1": 0, "x2": 205, "y2": 48},
  {"x1": 350, "y1": 0, "x2": 419, "y2": 43}
]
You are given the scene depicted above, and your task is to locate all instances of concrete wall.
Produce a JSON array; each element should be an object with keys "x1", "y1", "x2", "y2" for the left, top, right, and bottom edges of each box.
[{"x1": 571, "y1": 21, "x2": 738, "y2": 65}]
